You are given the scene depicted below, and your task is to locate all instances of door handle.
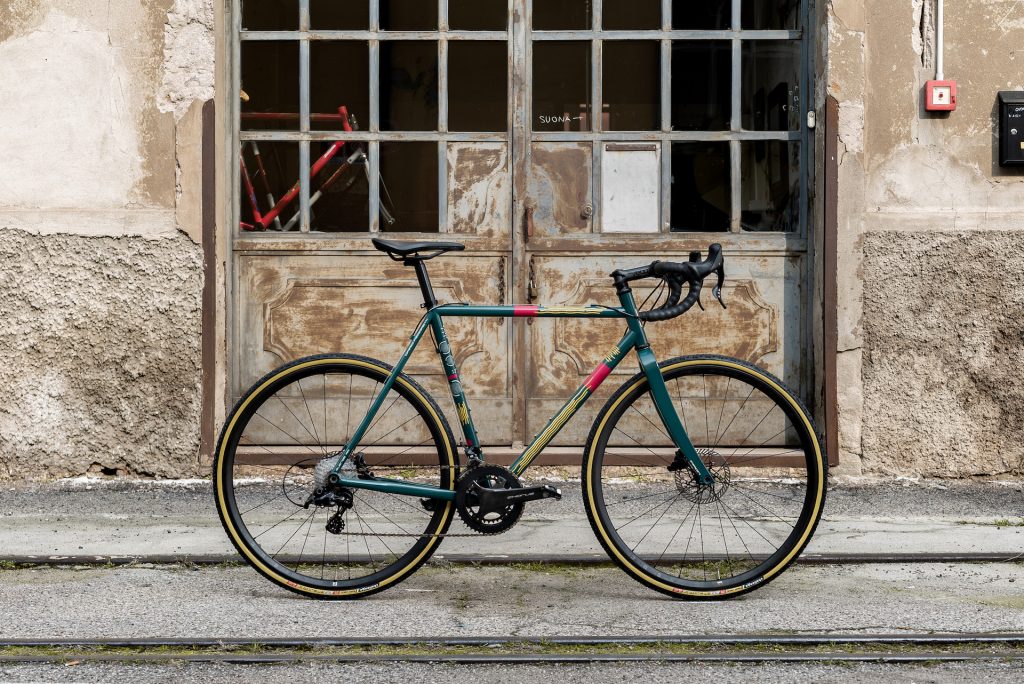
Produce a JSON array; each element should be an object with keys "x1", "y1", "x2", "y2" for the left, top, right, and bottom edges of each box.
[
  {"x1": 527, "y1": 256, "x2": 537, "y2": 305},
  {"x1": 524, "y1": 205, "x2": 535, "y2": 242}
]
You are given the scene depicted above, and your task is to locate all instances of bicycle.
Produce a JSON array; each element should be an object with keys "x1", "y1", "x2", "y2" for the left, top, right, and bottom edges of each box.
[
  {"x1": 214, "y1": 239, "x2": 827, "y2": 600},
  {"x1": 238, "y1": 94, "x2": 396, "y2": 232}
]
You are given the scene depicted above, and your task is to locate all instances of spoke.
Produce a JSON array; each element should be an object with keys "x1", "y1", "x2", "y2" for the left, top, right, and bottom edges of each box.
[
  {"x1": 718, "y1": 497, "x2": 781, "y2": 550},
  {"x1": 295, "y1": 376, "x2": 326, "y2": 456},
  {"x1": 722, "y1": 447, "x2": 805, "y2": 464},
  {"x1": 654, "y1": 499, "x2": 698, "y2": 566},
  {"x1": 675, "y1": 498, "x2": 703, "y2": 577},
  {"x1": 727, "y1": 485, "x2": 797, "y2": 529},
  {"x1": 702, "y1": 375, "x2": 710, "y2": 446},
  {"x1": 383, "y1": 490, "x2": 436, "y2": 516},
  {"x1": 712, "y1": 376, "x2": 731, "y2": 448},
  {"x1": 322, "y1": 373, "x2": 329, "y2": 450},
  {"x1": 352, "y1": 503, "x2": 402, "y2": 562},
  {"x1": 630, "y1": 492, "x2": 680, "y2": 553},
  {"x1": 249, "y1": 413, "x2": 323, "y2": 455},
  {"x1": 239, "y1": 491, "x2": 292, "y2": 516},
  {"x1": 344, "y1": 374, "x2": 354, "y2": 445},
  {"x1": 294, "y1": 506, "x2": 318, "y2": 571},
  {"x1": 616, "y1": 491, "x2": 680, "y2": 531},
  {"x1": 611, "y1": 426, "x2": 672, "y2": 465},
  {"x1": 697, "y1": 502, "x2": 706, "y2": 581},
  {"x1": 358, "y1": 496, "x2": 417, "y2": 537},
  {"x1": 320, "y1": 511, "x2": 328, "y2": 580},
  {"x1": 673, "y1": 377, "x2": 689, "y2": 435},
  {"x1": 628, "y1": 403, "x2": 671, "y2": 441},
  {"x1": 272, "y1": 508, "x2": 316, "y2": 559},
  {"x1": 351, "y1": 507, "x2": 377, "y2": 571},
  {"x1": 603, "y1": 488, "x2": 682, "y2": 508},
  {"x1": 731, "y1": 427, "x2": 790, "y2": 464},
  {"x1": 729, "y1": 481, "x2": 804, "y2": 503},
  {"x1": 716, "y1": 498, "x2": 732, "y2": 570},
  {"x1": 719, "y1": 496, "x2": 756, "y2": 563},
  {"x1": 252, "y1": 505, "x2": 308, "y2": 541},
  {"x1": 370, "y1": 435, "x2": 435, "y2": 468},
  {"x1": 363, "y1": 394, "x2": 403, "y2": 443},
  {"x1": 733, "y1": 403, "x2": 781, "y2": 452},
  {"x1": 714, "y1": 385, "x2": 756, "y2": 451},
  {"x1": 367, "y1": 413, "x2": 422, "y2": 448},
  {"x1": 273, "y1": 393, "x2": 323, "y2": 448}
]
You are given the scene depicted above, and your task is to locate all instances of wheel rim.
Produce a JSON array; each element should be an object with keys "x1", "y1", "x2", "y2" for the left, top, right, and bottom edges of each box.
[
  {"x1": 218, "y1": 360, "x2": 454, "y2": 592},
  {"x1": 589, "y1": 361, "x2": 823, "y2": 592}
]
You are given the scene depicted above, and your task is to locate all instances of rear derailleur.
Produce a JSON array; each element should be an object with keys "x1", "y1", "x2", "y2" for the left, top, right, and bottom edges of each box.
[{"x1": 303, "y1": 485, "x2": 353, "y2": 535}]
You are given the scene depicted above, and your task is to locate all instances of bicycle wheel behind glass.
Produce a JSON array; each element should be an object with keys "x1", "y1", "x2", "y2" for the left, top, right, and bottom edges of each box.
[
  {"x1": 214, "y1": 354, "x2": 458, "y2": 599},
  {"x1": 582, "y1": 355, "x2": 827, "y2": 599}
]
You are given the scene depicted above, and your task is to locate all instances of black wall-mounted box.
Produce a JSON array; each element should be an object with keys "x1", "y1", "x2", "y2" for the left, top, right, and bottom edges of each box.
[{"x1": 998, "y1": 91, "x2": 1024, "y2": 166}]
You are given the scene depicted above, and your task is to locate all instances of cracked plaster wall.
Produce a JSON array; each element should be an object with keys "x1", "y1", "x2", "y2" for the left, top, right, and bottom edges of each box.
[
  {"x1": 0, "y1": 1, "x2": 214, "y2": 479},
  {"x1": 829, "y1": 0, "x2": 1024, "y2": 477}
]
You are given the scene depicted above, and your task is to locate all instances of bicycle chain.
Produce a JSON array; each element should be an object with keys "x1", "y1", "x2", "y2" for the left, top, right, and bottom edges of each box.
[{"x1": 310, "y1": 463, "x2": 520, "y2": 537}]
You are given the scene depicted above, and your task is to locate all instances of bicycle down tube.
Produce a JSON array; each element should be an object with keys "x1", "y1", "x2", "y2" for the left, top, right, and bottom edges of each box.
[{"x1": 329, "y1": 297, "x2": 713, "y2": 500}]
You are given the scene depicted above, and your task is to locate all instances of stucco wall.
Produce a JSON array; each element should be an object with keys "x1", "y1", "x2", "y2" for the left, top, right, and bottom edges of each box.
[
  {"x1": 0, "y1": 0, "x2": 214, "y2": 478},
  {"x1": 829, "y1": 0, "x2": 1024, "y2": 476}
]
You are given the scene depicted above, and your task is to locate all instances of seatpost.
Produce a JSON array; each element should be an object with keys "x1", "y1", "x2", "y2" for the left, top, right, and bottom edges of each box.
[{"x1": 410, "y1": 260, "x2": 438, "y2": 309}]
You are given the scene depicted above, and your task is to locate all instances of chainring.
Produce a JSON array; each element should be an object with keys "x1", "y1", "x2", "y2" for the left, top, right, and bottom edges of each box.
[{"x1": 455, "y1": 464, "x2": 524, "y2": 534}]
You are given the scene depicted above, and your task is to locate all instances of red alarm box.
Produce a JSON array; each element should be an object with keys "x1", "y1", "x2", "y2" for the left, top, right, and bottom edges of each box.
[{"x1": 925, "y1": 80, "x2": 957, "y2": 111}]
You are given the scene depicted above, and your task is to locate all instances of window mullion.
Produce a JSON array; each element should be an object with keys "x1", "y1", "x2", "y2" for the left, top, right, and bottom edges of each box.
[
  {"x1": 730, "y1": 0, "x2": 742, "y2": 232},
  {"x1": 299, "y1": 0, "x2": 311, "y2": 233}
]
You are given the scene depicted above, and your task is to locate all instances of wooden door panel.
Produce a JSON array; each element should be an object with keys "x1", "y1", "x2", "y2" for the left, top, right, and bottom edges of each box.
[
  {"x1": 236, "y1": 253, "x2": 512, "y2": 443},
  {"x1": 447, "y1": 143, "x2": 512, "y2": 237},
  {"x1": 527, "y1": 143, "x2": 593, "y2": 235},
  {"x1": 525, "y1": 253, "x2": 802, "y2": 445}
]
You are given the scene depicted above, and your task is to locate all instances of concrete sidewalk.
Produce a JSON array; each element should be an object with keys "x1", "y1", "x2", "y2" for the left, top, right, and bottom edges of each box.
[{"x1": 0, "y1": 477, "x2": 1021, "y2": 562}]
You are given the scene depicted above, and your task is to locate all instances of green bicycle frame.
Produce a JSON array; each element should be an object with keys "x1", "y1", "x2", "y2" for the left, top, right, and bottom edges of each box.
[{"x1": 329, "y1": 289, "x2": 713, "y2": 501}]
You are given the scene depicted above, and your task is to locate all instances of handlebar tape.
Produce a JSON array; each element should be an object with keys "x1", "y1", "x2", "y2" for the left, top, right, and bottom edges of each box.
[{"x1": 637, "y1": 244, "x2": 724, "y2": 322}]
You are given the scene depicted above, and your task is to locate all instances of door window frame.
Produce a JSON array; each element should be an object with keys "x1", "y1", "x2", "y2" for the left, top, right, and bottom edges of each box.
[
  {"x1": 233, "y1": 0, "x2": 514, "y2": 235},
  {"x1": 523, "y1": 0, "x2": 812, "y2": 236}
]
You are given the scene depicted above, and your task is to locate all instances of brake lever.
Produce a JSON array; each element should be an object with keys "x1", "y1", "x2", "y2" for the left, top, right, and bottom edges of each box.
[{"x1": 712, "y1": 264, "x2": 727, "y2": 309}]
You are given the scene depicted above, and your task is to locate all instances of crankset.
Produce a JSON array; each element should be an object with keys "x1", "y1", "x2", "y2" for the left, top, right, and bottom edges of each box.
[{"x1": 454, "y1": 465, "x2": 562, "y2": 534}]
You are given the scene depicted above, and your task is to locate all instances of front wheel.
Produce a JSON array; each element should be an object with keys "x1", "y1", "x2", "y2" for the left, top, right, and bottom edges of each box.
[{"x1": 582, "y1": 355, "x2": 827, "y2": 599}]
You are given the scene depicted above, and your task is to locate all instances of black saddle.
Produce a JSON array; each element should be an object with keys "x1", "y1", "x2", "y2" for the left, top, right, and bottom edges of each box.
[{"x1": 372, "y1": 238, "x2": 465, "y2": 262}]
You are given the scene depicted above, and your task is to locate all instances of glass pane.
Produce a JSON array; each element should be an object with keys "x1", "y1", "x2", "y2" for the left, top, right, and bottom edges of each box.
[
  {"x1": 672, "y1": 0, "x2": 729, "y2": 30},
  {"x1": 239, "y1": 142, "x2": 298, "y2": 231},
  {"x1": 534, "y1": 1, "x2": 591, "y2": 30},
  {"x1": 671, "y1": 143, "x2": 730, "y2": 232},
  {"x1": 449, "y1": 0, "x2": 507, "y2": 31},
  {"x1": 381, "y1": 0, "x2": 437, "y2": 31},
  {"x1": 603, "y1": 42, "x2": 659, "y2": 131},
  {"x1": 240, "y1": 41, "x2": 299, "y2": 131},
  {"x1": 310, "y1": 0, "x2": 368, "y2": 30},
  {"x1": 309, "y1": 141, "x2": 370, "y2": 232},
  {"x1": 743, "y1": 0, "x2": 800, "y2": 30},
  {"x1": 380, "y1": 143, "x2": 439, "y2": 232},
  {"x1": 242, "y1": 0, "x2": 297, "y2": 31},
  {"x1": 671, "y1": 41, "x2": 730, "y2": 131},
  {"x1": 310, "y1": 42, "x2": 369, "y2": 131},
  {"x1": 604, "y1": 0, "x2": 660, "y2": 30},
  {"x1": 741, "y1": 141, "x2": 799, "y2": 232},
  {"x1": 449, "y1": 42, "x2": 507, "y2": 132},
  {"x1": 533, "y1": 42, "x2": 591, "y2": 132},
  {"x1": 380, "y1": 41, "x2": 438, "y2": 131},
  {"x1": 742, "y1": 42, "x2": 800, "y2": 130}
]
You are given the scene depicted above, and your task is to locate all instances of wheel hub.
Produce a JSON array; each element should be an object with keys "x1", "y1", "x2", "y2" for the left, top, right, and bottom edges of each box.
[{"x1": 674, "y1": 449, "x2": 731, "y2": 504}]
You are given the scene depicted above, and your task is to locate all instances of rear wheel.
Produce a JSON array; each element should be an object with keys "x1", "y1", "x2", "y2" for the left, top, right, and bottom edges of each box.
[
  {"x1": 214, "y1": 354, "x2": 458, "y2": 599},
  {"x1": 582, "y1": 355, "x2": 826, "y2": 599}
]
